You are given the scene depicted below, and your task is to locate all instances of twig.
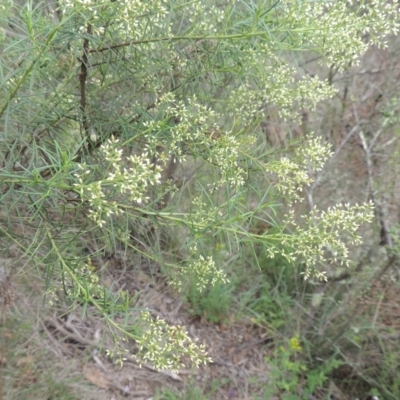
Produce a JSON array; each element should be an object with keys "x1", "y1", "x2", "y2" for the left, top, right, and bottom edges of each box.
[
  {"x1": 46, "y1": 315, "x2": 98, "y2": 347},
  {"x1": 378, "y1": 196, "x2": 393, "y2": 248},
  {"x1": 89, "y1": 31, "x2": 279, "y2": 54},
  {"x1": 355, "y1": 106, "x2": 394, "y2": 248},
  {"x1": 79, "y1": 24, "x2": 92, "y2": 141},
  {"x1": 358, "y1": 129, "x2": 374, "y2": 202}
]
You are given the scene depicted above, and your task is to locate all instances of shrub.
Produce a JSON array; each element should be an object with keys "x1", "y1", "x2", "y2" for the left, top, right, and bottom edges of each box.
[{"x1": 0, "y1": 0, "x2": 397, "y2": 372}]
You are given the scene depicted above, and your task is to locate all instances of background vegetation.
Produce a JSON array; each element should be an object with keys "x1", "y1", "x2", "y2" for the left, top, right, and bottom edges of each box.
[{"x1": 1, "y1": 0, "x2": 400, "y2": 399}]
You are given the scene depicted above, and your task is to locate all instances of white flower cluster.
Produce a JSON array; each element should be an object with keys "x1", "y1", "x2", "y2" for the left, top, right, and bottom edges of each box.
[
  {"x1": 279, "y1": 0, "x2": 399, "y2": 70},
  {"x1": 145, "y1": 94, "x2": 221, "y2": 159},
  {"x1": 74, "y1": 136, "x2": 162, "y2": 227},
  {"x1": 208, "y1": 134, "x2": 247, "y2": 188},
  {"x1": 185, "y1": 196, "x2": 223, "y2": 234},
  {"x1": 135, "y1": 311, "x2": 211, "y2": 372},
  {"x1": 67, "y1": 260, "x2": 104, "y2": 299},
  {"x1": 59, "y1": 0, "x2": 169, "y2": 38},
  {"x1": 283, "y1": 201, "x2": 375, "y2": 279},
  {"x1": 267, "y1": 135, "x2": 333, "y2": 202},
  {"x1": 227, "y1": 46, "x2": 337, "y2": 123},
  {"x1": 176, "y1": 1, "x2": 224, "y2": 35},
  {"x1": 45, "y1": 259, "x2": 104, "y2": 305},
  {"x1": 171, "y1": 255, "x2": 228, "y2": 292},
  {"x1": 58, "y1": 0, "x2": 227, "y2": 46},
  {"x1": 264, "y1": 134, "x2": 374, "y2": 279},
  {"x1": 144, "y1": 94, "x2": 245, "y2": 187},
  {"x1": 299, "y1": 135, "x2": 334, "y2": 172},
  {"x1": 268, "y1": 156, "x2": 310, "y2": 201}
]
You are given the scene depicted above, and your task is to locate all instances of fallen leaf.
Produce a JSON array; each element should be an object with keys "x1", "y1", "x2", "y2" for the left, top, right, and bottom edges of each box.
[
  {"x1": 16, "y1": 356, "x2": 35, "y2": 367},
  {"x1": 83, "y1": 365, "x2": 110, "y2": 389}
]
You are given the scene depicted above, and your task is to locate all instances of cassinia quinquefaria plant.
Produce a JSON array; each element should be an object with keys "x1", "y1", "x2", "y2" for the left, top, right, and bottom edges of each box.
[{"x1": 0, "y1": 0, "x2": 397, "y2": 372}]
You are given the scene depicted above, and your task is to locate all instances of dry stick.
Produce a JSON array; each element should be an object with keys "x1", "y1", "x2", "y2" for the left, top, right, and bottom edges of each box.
[
  {"x1": 356, "y1": 130, "x2": 374, "y2": 204},
  {"x1": 45, "y1": 315, "x2": 98, "y2": 347},
  {"x1": 1, "y1": 53, "x2": 28, "y2": 171},
  {"x1": 353, "y1": 106, "x2": 383, "y2": 252},
  {"x1": 359, "y1": 143, "x2": 393, "y2": 249},
  {"x1": 355, "y1": 105, "x2": 394, "y2": 249},
  {"x1": 79, "y1": 24, "x2": 92, "y2": 142}
]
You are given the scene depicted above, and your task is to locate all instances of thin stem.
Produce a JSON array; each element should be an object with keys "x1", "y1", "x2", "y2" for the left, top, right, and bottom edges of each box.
[
  {"x1": 80, "y1": 23, "x2": 92, "y2": 141},
  {"x1": 89, "y1": 31, "x2": 320, "y2": 54},
  {"x1": 0, "y1": 24, "x2": 63, "y2": 119}
]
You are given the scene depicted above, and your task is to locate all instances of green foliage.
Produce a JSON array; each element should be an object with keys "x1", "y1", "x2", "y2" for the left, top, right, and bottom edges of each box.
[
  {"x1": 243, "y1": 278, "x2": 293, "y2": 330},
  {"x1": 239, "y1": 244, "x2": 312, "y2": 330},
  {"x1": 155, "y1": 378, "x2": 227, "y2": 400},
  {"x1": 185, "y1": 278, "x2": 234, "y2": 324},
  {"x1": 0, "y1": 0, "x2": 397, "y2": 373},
  {"x1": 262, "y1": 336, "x2": 342, "y2": 400},
  {"x1": 156, "y1": 386, "x2": 207, "y2": 400}
]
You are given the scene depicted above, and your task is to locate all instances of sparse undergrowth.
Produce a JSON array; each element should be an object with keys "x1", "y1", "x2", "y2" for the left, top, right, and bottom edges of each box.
[{"x1": 0, "y1": 315, "x2": 88, "y2": 400}]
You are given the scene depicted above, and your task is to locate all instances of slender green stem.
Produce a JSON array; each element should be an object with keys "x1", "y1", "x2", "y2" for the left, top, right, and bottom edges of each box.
[
  {"x1": 90, "y1": 30, "x2": 319, "y2": 54},
  {"x1": 0, "y1": 23, "x2": 64, "y2": 119}
]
